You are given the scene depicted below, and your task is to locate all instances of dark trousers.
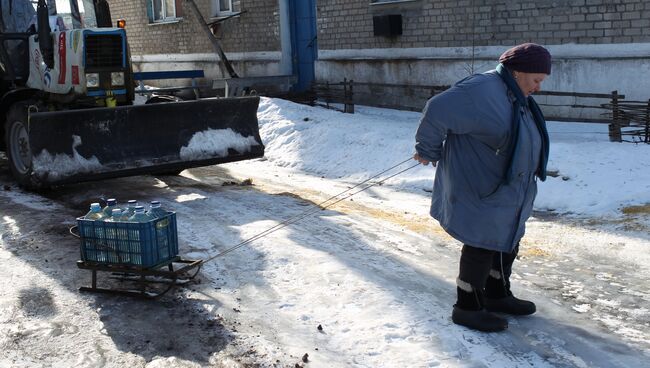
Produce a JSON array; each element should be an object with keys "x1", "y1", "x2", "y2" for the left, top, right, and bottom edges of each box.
[{"x1": 458, "y1": 243, "x2": 520, "y2": 289}]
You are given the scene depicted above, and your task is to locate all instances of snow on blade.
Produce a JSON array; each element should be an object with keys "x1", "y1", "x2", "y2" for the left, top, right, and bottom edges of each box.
[
  {"x1": 32, "y1": 135, "x2": 103, "y2": 180},
  {"x1": 179, "y1": 128, "x2": 259, "y2": 160}
]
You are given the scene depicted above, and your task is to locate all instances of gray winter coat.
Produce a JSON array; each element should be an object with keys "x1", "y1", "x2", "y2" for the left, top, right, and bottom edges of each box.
[{"x1": 415, "y1": 70, "x2": 543, "y2": 253}]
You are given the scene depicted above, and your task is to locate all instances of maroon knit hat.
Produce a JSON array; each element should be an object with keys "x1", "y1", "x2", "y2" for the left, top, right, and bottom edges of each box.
[{"x1": 498, "y1": 43, "x2": 552, "y2": 74}]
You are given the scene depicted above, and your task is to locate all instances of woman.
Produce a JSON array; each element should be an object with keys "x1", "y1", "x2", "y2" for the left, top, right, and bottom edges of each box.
[{"x1": 414, "y1": 43, "x2": 551, "y2": 332}]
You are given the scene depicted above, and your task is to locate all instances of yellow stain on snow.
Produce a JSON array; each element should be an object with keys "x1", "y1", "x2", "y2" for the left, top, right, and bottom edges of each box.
[
  {"x1": 621, "y1": 203, "x2": 650, "y2": 215},
  {"x1": 519, "y1": 245, "x2": 552, "y2": 258},
  {"x1": 271, "y1": 189, "x2": 450, "y2": 239}
]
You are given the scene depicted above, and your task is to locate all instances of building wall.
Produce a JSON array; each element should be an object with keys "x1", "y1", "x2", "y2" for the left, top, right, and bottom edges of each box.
[
  {"x1": 109, "y1": 0, "x2": 650, "y2": 119},
  {"x1": 315, "y1": 0, "x2": 650, "y2": 119},
  {"x1": 107, "y1": 0, "x2": 282, "y2": 80},
  {"x1": 108, "y1": 0, "x2": 280, "y2": 54},
  {"x1": 317, "y1": 0, "x2": 650, "y2": 49}
]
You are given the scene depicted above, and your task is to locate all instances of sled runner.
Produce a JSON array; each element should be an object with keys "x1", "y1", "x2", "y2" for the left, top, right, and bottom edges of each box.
[{"x1": 76, "y1": 257, "x2": 203, "y2": 298}]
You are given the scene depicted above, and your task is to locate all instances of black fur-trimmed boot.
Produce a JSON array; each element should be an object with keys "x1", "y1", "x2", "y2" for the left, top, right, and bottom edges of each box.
[
  {"x1": 484, "y1": 271, "x2": 536, "y2": 316},
  {"x1": 452, "y1": 279, "x2": 508, "y2": 332}
]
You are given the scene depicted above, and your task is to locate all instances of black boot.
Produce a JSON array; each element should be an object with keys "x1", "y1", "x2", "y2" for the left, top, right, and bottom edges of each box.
[
  {"x1": 484, "y1": 275, "x2": 536, "y2": 316},
  {"x1": 452, "y1": 286, "x2": 508, "y2": 332}
]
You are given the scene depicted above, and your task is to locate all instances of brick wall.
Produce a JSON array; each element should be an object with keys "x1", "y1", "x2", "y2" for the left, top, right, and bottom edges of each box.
[
  {"x1": 317, "y1": 0, "x2": 650, "y2": 50},
  {"x1": 107, "y1": 0, "x2": 280, "y2": 55}
]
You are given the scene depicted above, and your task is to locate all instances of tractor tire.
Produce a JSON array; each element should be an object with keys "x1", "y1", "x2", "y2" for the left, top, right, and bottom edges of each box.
[{"x1": 4, "y1": 103, "x2": 43, "y2": 189}]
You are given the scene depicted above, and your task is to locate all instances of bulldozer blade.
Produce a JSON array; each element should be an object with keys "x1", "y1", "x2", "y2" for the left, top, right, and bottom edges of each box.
[{"x1": 26, "y1": 96, "x2": 264, "y2": 185}]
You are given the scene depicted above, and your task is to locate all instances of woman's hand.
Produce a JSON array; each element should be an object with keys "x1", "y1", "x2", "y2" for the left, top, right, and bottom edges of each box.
[{"x1": 414, "y1": 153, "x2": 436, "y2": 167}]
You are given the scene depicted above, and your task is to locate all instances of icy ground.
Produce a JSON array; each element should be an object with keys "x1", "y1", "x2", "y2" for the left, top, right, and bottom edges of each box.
[{"x1": 1, "y1": 98, "x2": 649, "y2": 367}]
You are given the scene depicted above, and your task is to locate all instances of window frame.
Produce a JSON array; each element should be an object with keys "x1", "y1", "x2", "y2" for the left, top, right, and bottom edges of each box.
[
  {"x1": 150, "y1": 0, "x2": 178, "y2": 23},
  {"x1": 213, "y1": 0, "x2": 235, "y2": 17}
]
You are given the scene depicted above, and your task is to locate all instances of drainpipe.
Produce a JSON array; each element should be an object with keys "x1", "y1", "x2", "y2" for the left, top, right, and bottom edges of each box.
[{"x1": 279, "y1": 0, "x2": 292, "y2": 76}]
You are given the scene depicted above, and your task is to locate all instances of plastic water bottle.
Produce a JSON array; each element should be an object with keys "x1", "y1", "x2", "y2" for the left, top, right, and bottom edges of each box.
[
  {"x1": 106, "y1": 208, "x2": 129, "y2": 264},
  {"x1": 84, "y1": 203, "x2": 105, "y2": 220},
  {"x1": 121, "y1": 200, "x2": 138, "y2": 220},
  {"x1": 128, "y1": 206, "x2": 153, "y2": 222},
  {"x1": 108, "y1": 208, "x2": 123, "y2": 221},
  {"x1": 105, "y1": 208, "x2": 123, "y2": 239},
  {"x1": 103, "y1": 209, "x2": 119, "y2": 262},
  {"x1": 128, "y1": 206, "x2": 152, "y2": 265},
  {"x1": 148, "y1": 201, "x2": 167, "y2": 218},
  {"x1": 102, "y1": 198, "x2": 119, "y2": 217},
  {"x1": 148, "y1": 200, "x2": 169, "y2": 228},
  {"x1": 84, "y1": 203, "x2": 106, "y2": 262},
  {"x1": 148, "y1": 201, "x2": 170, "y2": 258}
]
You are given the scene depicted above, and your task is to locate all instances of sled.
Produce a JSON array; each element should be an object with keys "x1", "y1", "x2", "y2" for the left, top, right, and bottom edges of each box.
[{"x1": 76, "y1": 257, "x2": 203, "y2": 299}]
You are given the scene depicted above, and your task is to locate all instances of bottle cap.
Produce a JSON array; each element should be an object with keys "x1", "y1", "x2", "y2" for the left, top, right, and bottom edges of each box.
[
  {"x1": 150, "y1": 200, "x2": 161, "y2": 207},
  {"x1": 111, "y1": 209, "x2": 122, "y2": 216},
  {"x1": 107, "y1": 198, "x2": 117, "y2": 205},
  {"x1": 90, "y1": 202, "x2": 101, "y2": 210}
]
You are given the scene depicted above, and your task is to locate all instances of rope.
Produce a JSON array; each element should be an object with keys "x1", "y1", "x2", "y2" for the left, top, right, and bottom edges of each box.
[
  {"x1": 69, "y1": 225, "x2": 80, "y2": 238},
  {"x1": 202, "y1": 158, "x2": 421, "y2": 264}
]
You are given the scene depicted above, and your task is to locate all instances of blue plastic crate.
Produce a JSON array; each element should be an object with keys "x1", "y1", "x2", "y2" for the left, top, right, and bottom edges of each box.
[{"x1": 77, "y1": 212, "x2": 179, "y2": 268}]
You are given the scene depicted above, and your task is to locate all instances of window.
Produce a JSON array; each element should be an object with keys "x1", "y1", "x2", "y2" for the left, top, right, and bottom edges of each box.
[
  {"x1": 213, "y1": 0, "x2": 240, "y2": 17},
  {"x1": 50, "y1": 0, "x2": 97, "y2": 29},
  {"x1": 147, "y1": 0, "x2": 180, "y2": 23},
  {"x1": 219, "y1": 0, "x2": 233, "y2": 13}
]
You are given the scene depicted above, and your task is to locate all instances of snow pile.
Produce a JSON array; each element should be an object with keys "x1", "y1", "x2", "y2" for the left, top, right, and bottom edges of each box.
[
  {"x1": 257, "y1": 97, "x2": 650, "y2": 217},
  {"x1": 257, "y1": 97, "x2": 433, "y2": 189},
  {"x1": 179, "y1": 128, "x2": 260, "y2": 160},
  {"x1": 32, "y1": 135, "x2": 103, "y2": 180}
]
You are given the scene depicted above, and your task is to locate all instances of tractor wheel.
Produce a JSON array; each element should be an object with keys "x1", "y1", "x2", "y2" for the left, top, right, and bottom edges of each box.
[{"x1": 4, "y1": 103, "x2": 42, "y2": 189}]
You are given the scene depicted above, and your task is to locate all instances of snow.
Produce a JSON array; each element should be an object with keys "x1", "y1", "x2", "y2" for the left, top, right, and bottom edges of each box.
[
  {"x1": 540, "y1": 124, "x2": 650, "y2": 215},
  {"x1": 1, "y1": 97, "x2": 649, "y2": 367},
  {"x1": 32, "y1": 135, "x2": 103, "y2": 180},
  {"x1": 32, "y1": 106, "x2": 263, "y2": 180},
  {"x1": 257, "y1": 98, "x2": 431, "y2": 189},
  {"x1": 257, "y1": 97, "x2": 650, "y2": 217},
  {"x1": 179, "y1": 128, "x2": 260, "y2": 161}
]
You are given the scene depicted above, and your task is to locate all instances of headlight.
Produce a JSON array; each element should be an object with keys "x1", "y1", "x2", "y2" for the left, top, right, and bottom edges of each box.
[
  {"x1": 111, "y1": 72, "x2": 125, "y2": 86},
  {"x1": 86, "y1": 73, "x2": 99, "y2": 88}
]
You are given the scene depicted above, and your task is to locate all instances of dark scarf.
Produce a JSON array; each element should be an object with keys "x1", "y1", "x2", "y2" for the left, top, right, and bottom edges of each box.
[{"x1": 496, "y1": 63, "x2": 549, "y2": 183}]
